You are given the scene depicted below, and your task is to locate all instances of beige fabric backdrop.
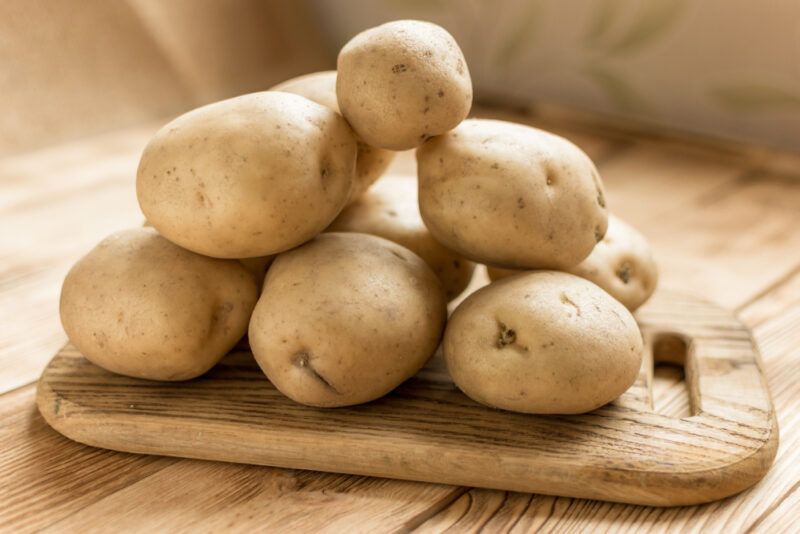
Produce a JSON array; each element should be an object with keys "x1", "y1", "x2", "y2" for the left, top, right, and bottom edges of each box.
[
  {"x1": 0, "y1": 0, "x2": 328, "y2": 157},
  {"x1": 311, "y1": 0, "x2": 800, "y2": 152},
  {"x1": 3, "y1": 1, "x2": 797, "y2": 155}
]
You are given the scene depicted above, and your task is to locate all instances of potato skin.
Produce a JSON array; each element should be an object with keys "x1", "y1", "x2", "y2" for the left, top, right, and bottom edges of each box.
[
  {"x1": 444, "y1": 271, "x2": 643, "y2": 414},
  {"x1": 137, "y1": 91, "x2": 357, "y2": 258},
  {"x1": 60, "y1": 228, "x2": 258, "y2": 381},
  {"x1": 271, "y1": 71, "x2": 394, "y2": 201},
  {"x1": 488, "y1": 215, "x2": 658, "y2": 311},
  {"x1": 327, "y1": 175, "x2": 475, "y2": 301},
  {"x1": 418, "y1": 119, "x2": 608, "y2": 270},
  {"x1": 337, "y1": 20, "x2": 472, "y2": 150},
  {"x1": 147, "y1": 219, "x2": 275, "y2": 287},
  {"x1": 271, "y1": 71, "x2": 340, "y2": 110},
  {"x1": 248, "y1": 232, "x2": 446, "y2": 407},
  {"x1": 569, "y1": 215, "x2": 658, "y2": 311}
]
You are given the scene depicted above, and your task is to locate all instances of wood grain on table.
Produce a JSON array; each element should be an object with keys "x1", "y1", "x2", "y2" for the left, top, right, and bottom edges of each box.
[{"x1": 2, "y1": 108, "x2": 799, "y2": 533}]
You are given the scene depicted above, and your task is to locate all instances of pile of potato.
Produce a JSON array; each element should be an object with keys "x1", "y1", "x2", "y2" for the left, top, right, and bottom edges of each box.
[{"x1": 60, "y1": 20, "x2": 658, "y2": 415}]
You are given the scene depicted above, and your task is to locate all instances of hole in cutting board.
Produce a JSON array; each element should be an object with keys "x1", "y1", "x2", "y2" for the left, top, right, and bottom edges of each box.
[{"x1": 651, "y1": 334, "x2": 692, "y2": 418}]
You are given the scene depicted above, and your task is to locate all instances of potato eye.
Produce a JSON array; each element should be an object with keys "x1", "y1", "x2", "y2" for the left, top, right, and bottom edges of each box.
[{"x1": 616, "y1": 262, "x2": 633, "y2": 284}]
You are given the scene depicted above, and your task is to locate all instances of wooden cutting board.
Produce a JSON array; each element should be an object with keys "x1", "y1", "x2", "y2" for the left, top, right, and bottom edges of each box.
[{"x1": 37, "y1": 291, "x2": 777, "y2": 507}]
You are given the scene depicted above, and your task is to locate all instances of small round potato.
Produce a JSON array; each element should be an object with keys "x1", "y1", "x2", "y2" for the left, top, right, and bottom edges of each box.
[
  {"x1": 487, "y1": 215, "x2": 658, "y2": 311},
  {"x1": 327, "y1": 175, "x2": 475, "y2": 300},
  {"x1": 271, "y1": 71, "x2": 395, "y2": 200},
  {"x1": 137, "y1": 91, "x2": 357, "y2": 258},
  {"x1": 249, "y1": 232, "x2": 446, "y2": 407},
  {"x1": 271, "y1": 71, "x2": 340, "y2": 110},
  {"x1": 444, "y1": 271, "x2": 643, "y2": 414},
  {"x1": 337, "y1": 20, "x2": 472, "y2": 150},
  {"x1": 418, "y1": 119, "x2": 608, "y2": 270},
  {"x1": 569, "y1": 215, "x2": 658, "y2": 311},
  {"x1": 60, "y1": 228, "x2": 259, "y2": 381}
]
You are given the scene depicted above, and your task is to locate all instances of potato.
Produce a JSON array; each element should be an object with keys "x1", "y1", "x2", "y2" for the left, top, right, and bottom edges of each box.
[
  {"x1": 337, "y1": 20, "x2": 472, "y2": 150},
  {"x1": 60, "y1": 228, "x2": 258, "y2": 381},
  {"x1": 327, "y1": 175, "x2": 475, "y2": 300},
  {"x1": 488, "y1": 215, "x2": 658, "y2": 310},
  {"x1": 137, "y1": 91, "x2": 357, "y2": 259},
  {"x1": 271, "y1": 71, "x2": 340, "y2": 110},
  {"x1": 145, "y1": 218, "x2": 274, "y2": 288},
  {"x1": 271, "y1": 71, "x2": 394, "y2": 200},
  {"x1": 249, "y1": 232, "x2": 446, "y2": 407},
  {"x1": 418, "y1": 119, "x2": 608, "y2": 269},
  {"x1": 444, "y1": 271, "x2": 642, "y2": 414}
]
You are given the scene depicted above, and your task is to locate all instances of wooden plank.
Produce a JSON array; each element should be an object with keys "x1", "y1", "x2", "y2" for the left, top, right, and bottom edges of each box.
[
  {"x1": 642, "y1": 173, "x2": 800, "y2": 309},
  {"x1": 37, "y1": 292, "x2": 776, "y2": 507},
  {"x1": 0, "y1": 385, "x2": 176, "y2": 533},
  {"x1": 415, "y1": 489, "x2": 540, "y2": 533},
  {"x1": 750, "y1": 479, "x2": 800, "y2": 534},
  {"x1": 0, "y1": 126, "x2": 154, "y2": 394},
  {"x1": 737, "y1": 266, "x2": 800, "y2": 326},
  {"x1": 599, "y1": 144, "x2": 744, "y2": 228},
  {"x1": 41, "y1": 461, "x2": 463, "y2": 533},
  {"x1": 651, "y1": 364, "x2": 691, "y2": 419},
  {"x1": 416, "y1": 270, "x2": 800, "y2": 533},
  {"x1": 0, "y1": 382, "x2": 461, "y2": 534}
]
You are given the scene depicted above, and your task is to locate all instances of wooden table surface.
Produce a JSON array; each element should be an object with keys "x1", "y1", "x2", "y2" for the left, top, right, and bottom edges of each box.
[{"x1": 2, "y1": 107, "x2": 799, "y2": 533}]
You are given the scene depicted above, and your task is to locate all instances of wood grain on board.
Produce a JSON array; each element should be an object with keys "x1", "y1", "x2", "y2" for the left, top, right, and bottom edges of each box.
[
  {"x1": 37, "y1": 291, "x2": 777, "y2": 507},
  {"x1": 2, "y1": 106, "x2": 800, "y2": 531}
]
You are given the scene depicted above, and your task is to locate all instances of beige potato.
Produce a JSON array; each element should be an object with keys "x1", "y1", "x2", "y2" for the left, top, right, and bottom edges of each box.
[
  {"x1": 444, "y1": 271, "x2": 643, "y2": 414},
  {"x1": 249, "y1": 232, "x2": 446, "y2": 407},
  {"x1": 137, "y1": 91, "x2": 357, "y2": 258},
  {"x1": 337, "y1": 20, "x2": 472, "y2": 150},
  {"x1": 144, "y1": 219, "x2": 275, "y2": 288},
  {"x1": 271, "y1": 71, "x2": 340, "y2": 110},
  {"x1": 488, "y1": 215, "x2": 658, "y2": 310},
  {"x1": 327, "y1": 175, "x2": 475, "y2": 300},
  {"x1": 60, "y1": 228, "x2": 259, "y2": 381},
  {"x1": 418, "y1": 119, "x2": 608, "y2": 270},
  {"x1": 271, "y1": 71, "x2": 394, "y2": 200}
]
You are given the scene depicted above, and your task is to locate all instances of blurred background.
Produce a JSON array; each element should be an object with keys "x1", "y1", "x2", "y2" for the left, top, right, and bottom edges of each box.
[{"x1": 2, "y1": 0, "x2": 798, "y2": 159}]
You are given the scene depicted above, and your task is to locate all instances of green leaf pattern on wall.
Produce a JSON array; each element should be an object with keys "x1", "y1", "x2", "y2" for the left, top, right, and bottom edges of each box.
[
  {"x1": 603, "y1": 0, "x2": 687, "y2": 56},
  {"x1": 494, "y1": 1, "x2": 545, "y2": 69},
  {"x1": 711, "y1": 84, "x2": 800, "y2": 113},
  {"x1": 582, "y1": 0, "x2": 686, "y2": 113},
  {"x1": 583, "y1": 64, "x2": 648, "y2": 113},
  {"x1": 583, "y1": 0, "x2": 624, "y2": 47},
  {"x1": 490, "y1": 0, "x2": 688, "y2": 114},
  {"x1": 483, "y1": 0, "x2": 800, "y2": 118},
  {"x1": 322, "y1": 0, "x2": 800, "y2": 148}
]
